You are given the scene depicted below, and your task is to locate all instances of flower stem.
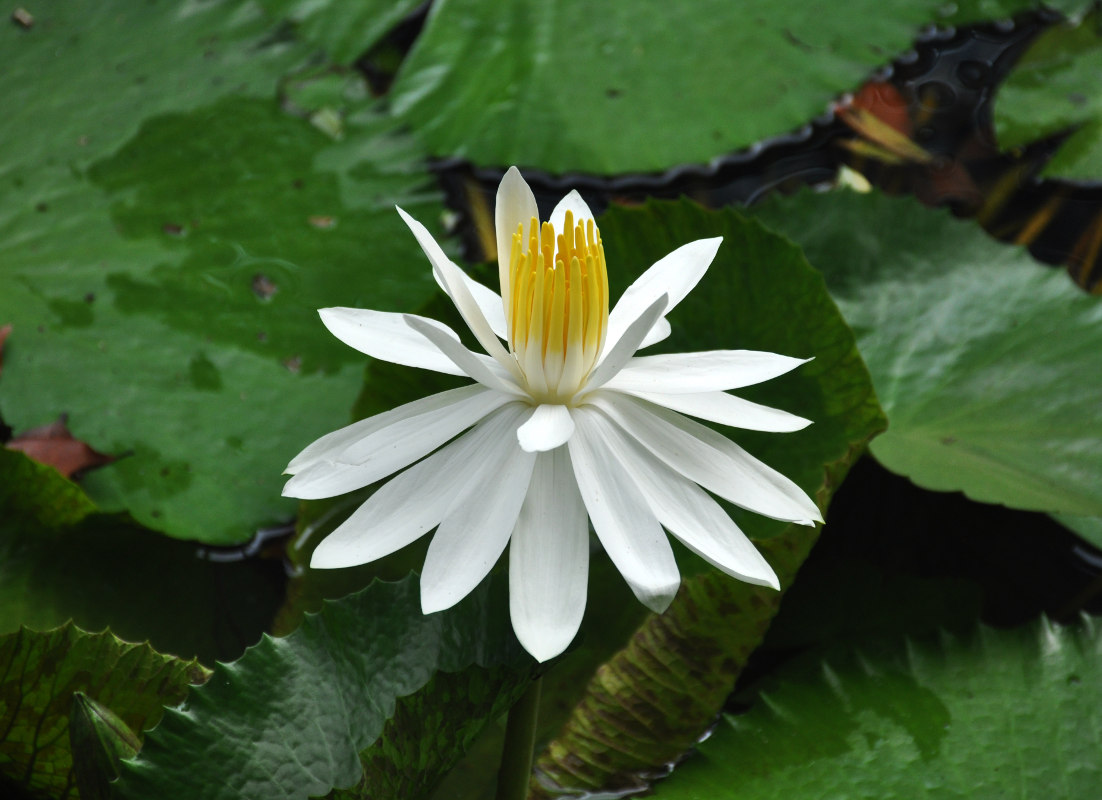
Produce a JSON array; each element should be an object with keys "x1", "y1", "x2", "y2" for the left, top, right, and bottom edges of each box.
[{"x1": 495, "y1": 675, "x2": 542, "y2": 800}]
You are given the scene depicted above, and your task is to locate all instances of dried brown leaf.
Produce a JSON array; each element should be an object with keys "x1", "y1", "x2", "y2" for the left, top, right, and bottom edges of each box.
[{"x1": 7, "y1": 415, "x2": 117, "y2": 478}]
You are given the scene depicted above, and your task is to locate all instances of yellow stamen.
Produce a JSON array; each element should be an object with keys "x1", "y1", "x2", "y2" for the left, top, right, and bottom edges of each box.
[{"x1": 507, "y1": 208, "x2": 608, "y2": 402}]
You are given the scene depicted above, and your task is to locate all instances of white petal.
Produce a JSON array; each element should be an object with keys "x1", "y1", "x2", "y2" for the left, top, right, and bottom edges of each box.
[
  {"x1": 602, "y1": 351, "x2": 811, "y2": 395},
  {"x1": 336, "y1": 389, "x2": 510, "y2": 466},
  {"x1": 575, "y1": 406, "x2": 778, "y2": 589},
  {"x1": 584, "y1": 294, "x2": 668, "y2": 391},
  {"x1": 549, "y1": 189, "x2": 595, "y2": 236},
  {"x1": 283, "y1": 387, "x2": 512, "y2": 499},
  {"x1": 396, "y1": 206, "x2": 519, "y2": 376},
  {"x1": 567, "y1": 415, "x2": 680, "y2": 612},
  {"x1": 285, "y1": 384, "x2": 491, "y2": 475},
  {"x1": 509, "y1": 447, "x2": 589, "y2": 661},
  {"x1": 404, "y1": 315, "x2": 524, "y2": 397},
  {"x1": 496, "y1": 167, "x2": 539, "y2": 320},
  {"x1": 421, "y1": 415, "x2": 537, "y2": 613},
  {"x1": 432, "y1": 269, "x2": 507, "y2": 340},
  {"x1": 625, "y1": 389, "x2": 812, "y2": 432},
  {"x1": 310, "y1": 408, "x2": 522, "y2": 569},
  {"x1": 605, "y1": 237, "x2": 721, "y2": 352},
  {"x1": 638, "y1": 317, "x2": 672, "y2": 349},
  {"x1": 318, "y1": 307, "x2": 465, "y2": 376},
  {"x1": 591, "y1": 392, "x2": 823, "y2": 525},
  {"x1": 516, "y1": 404, "x2": 575, "y2": 452}
]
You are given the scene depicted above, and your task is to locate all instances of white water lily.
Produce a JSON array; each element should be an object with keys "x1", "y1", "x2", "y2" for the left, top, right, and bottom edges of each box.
[{"x1": 284, "y1": 167, "x2": 821, "y2": 662}]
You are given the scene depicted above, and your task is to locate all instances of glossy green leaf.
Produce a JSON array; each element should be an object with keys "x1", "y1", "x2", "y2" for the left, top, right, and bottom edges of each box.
[
  {"x1": 115, "y1": 574, "x2": 533, "y2": 800},
  {"x1": 995, "y1": 9, "x2": 1102, "y2": 179},
  {"x1": 0, "y1": 446, "x2": 95, "y2": 529},
  {"x1": 753, "y1": 189, "x2": 1102, "y2": 516},
  {"x1": 533, "y1": 200, "x2": 886, "y2": 794},
  {"x1": 1056, "y1": 513, "x2": 1102, "y2": 551},
  {"x1": 0, "y1": 1, "x2": 444, "y2": 543},
  {"x1": 0, "y1": 448, "x2": 285, "y2": 666},
  {"x1": 950, "y1": 0, "x2": 1095, "y2": 17},
  {"x1": 653, "y1": 617, "x2": 1102, "y2": 798},
  {"x1": 261, "y1": 0, "x2": 426, "y2": 64},
  {"x1": 388, "y1": 0, "x2": 1067, "y2": 174},
  {"x1": 69, "y1": 692, "x2": 142, "y2": 800},
  {"x1": 0, "y1": 623, "x2": 207, "y2": 800},
  {"x1": 337, "y1": 665, "x2": 523, "y2": 800}
]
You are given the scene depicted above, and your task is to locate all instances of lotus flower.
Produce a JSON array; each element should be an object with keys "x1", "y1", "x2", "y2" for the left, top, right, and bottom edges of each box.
[{"x1": 284, "y1": 167, "x2": 820, "y2": 661}]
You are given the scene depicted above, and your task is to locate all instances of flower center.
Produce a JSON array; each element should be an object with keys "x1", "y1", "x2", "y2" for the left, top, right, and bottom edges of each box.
[{"x1": 506, "y1": 209, "x2": 608, "y2": 403}]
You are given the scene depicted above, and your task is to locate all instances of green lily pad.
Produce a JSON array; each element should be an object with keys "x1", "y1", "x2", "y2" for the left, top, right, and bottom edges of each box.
[
  {"x1": 950, "y1": 0, "x2": 1094, "y2": 17},
  {"x1": 995, "y1": 9, "x2": 1102, "y2": 180},
  {"x1": 69, "y1": 692, "x2": 143, "y2": 800},
  {"x1": 653, "y1": 617, "x2": 1102, "y2": 798},
  {"x1": 115, "y1": 574, "x2": 533, "y2": 800},
  {"x1": 753, "y1": 189, "x2": 1102, "y2": 516},
  {"x1": 387, "y1": 0, "x2": 1070, "y2": 175},
  {"x1": 0, "y1": 445, "x2": 95, "y2": 529},
  {"x1": 260, "y1": 0, "x2": 426, "y2": 65},
  {"x1": 0, "y1": 448, "x2": 285, "y2": 667},
  {"x1": 0, "y1": 1, "x2": 445, "y2": 543},
  {"x1": 340, "y1": 665, "x2": 524, "y2": 800},
  {"x1": 1055, "y1": 513, "x2": 1102, "y2": 551},
  {"x1": 0, "y1": 623, "x2": 208, "y2": 800}
]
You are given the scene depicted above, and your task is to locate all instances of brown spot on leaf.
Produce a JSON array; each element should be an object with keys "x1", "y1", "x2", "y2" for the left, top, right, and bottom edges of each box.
[
  {"x1": 7, "y1": 415, "x2": 117, "y2": 478},
  {"x1": 251, "y1": 273, "x2": 278, "y2": 301},
  {"x1": 308, "y1": 215, "x2": 336, "y2": 229}
]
